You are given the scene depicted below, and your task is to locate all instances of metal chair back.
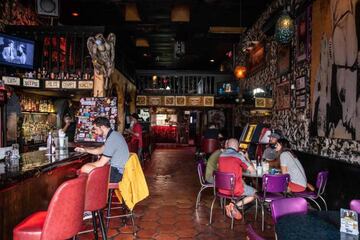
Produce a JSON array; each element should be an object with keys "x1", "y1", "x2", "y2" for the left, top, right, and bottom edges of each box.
[
  {"x1": 213, "y1": 170, "x2": 236, "y2": 198},
  {"x1": 316, "y1": 171, "x2": 329, "y2": 196},
  {"x1": 197, "y1": 161, "x2": 206, "y2": 185},
  {"x1": 270, "y1": 197, "x2": 308, "y2": 223},
  {"x1": 262, "y1": 174, "x2": 290, "y2": 198}
]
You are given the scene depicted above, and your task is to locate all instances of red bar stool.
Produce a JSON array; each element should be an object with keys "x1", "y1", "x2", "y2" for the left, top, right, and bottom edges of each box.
[
  {"x1": 77, "y1": 164, "x2": 110, "y2": 240},
  {"x1": 105, "y1": 182, "x2": 136, "y2": 235},
  {"x1": 201, "y1": 138, "x2": 220, "y2": 155},
  {"x1": 13, "y1": 174, "x2": 88, "y2": 240}
]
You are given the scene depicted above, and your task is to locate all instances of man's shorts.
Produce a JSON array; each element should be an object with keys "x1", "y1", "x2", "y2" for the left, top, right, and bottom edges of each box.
[{"x1": 243, "y1": 183, "x2": 256, "y2": 196}]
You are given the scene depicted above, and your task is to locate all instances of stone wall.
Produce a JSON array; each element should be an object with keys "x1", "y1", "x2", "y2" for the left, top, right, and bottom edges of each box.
[{"x1": 237, "y1": 0, "x2": 360, "y2": 164}]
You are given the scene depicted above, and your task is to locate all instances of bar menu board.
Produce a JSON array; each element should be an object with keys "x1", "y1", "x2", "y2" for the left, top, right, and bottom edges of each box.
[{"x1": 75, "y1": 97, "x2": 117, "y2": 142}]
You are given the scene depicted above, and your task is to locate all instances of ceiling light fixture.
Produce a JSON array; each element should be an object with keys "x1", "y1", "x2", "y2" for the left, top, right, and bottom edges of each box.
[{"x1": 210, "y1": 59, "x2": 215, "y2": 63}]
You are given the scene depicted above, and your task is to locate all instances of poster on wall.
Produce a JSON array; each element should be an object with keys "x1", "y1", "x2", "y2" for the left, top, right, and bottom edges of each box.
[
  {"x1": 310, "y1": 0, "x2": 359, "y2": 140},
  {"x1": 296, "y1": 6, "x2": 311, "y2": 62},
  {"x1": 75, "y1": 97, "x2": 117, "y2": 142},
  {"x1": 276, "y1": 81, "x2": 290, "y2": 110},
  {"x1": 247, "y1": 42, "x2": 266, "y2": 74},
  {"x1": 277, "y1": 44, "x2": 291, "y2": 76},
  {"x1": 208, "y1": 110, "x2": 225, "y2": 129}
]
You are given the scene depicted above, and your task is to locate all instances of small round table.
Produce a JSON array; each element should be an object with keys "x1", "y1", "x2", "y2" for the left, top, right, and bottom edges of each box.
[{"x1": 276, "y1": 211, "x2": 358, "y2": 240}]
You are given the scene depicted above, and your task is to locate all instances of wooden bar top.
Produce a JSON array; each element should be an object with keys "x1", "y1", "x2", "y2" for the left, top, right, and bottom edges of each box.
[{"x1": 0, "y1": 150, "x2": 88, "y2": 191}]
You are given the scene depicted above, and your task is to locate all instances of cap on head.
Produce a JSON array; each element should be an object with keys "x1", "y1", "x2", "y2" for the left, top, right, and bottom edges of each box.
[{"x1": 262, "y1": 148, "x2": 277, "y2": 161}]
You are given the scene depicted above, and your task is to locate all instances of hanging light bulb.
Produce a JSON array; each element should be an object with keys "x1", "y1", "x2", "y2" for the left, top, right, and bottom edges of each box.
[
  {"x1": 275, "y1": 10, "x2": 294, "y2": 44},
  {"x1": 234, "y1": 65, "x2": 247, "y2": 79}
]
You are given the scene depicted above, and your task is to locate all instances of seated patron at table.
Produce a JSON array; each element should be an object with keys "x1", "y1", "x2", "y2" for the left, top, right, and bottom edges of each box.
[
  {"x1": 203, "y1": 123, "x2": 223, "y2": 139},
  {"x1": 262, "y1": 147, "x2": 280, "y2": 170},
  {"x1": 218, "y1": 138, "x2": 256, "y2": 220},
  {"x1": 75, "y1": 117, "x2": 129, "y2": 183},
  {"x1": 276, "y1": 138, "x2": 307, "y2": 192},
  {"x1": 205, "y1": 140, "x2": 228, "y2": 183}
]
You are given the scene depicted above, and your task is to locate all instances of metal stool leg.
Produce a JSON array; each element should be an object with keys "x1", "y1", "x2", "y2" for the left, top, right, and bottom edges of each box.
[
  {"x1": 98, "y1": 210, "x2": 107, "y2": 240},
  {"x1": 106, "y1": 189, "x2": 114, "y2": 231},
  {"x1": 92, "y1": 211, "x2": 99, "y2": 240}
]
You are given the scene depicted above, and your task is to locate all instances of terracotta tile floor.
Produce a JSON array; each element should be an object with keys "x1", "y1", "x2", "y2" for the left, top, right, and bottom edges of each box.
[{"x1": 77, "y1": 145, "x2": 276, "y2": 239}]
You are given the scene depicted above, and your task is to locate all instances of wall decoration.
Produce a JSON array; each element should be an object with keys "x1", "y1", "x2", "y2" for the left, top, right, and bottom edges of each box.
[
  {"x1": 296, "y1": 94, "x2": 306, "y2": 108},
  {"x1": 164, "y1": 96, "x2": 175, "y2": 106},
  {"x1": 136, "y1": 96, "x2": 147, "y2": 106},
  {"x1": 311, "y1": 0, "x2": 358, "y2": 140},
  {"x1": 296, "y1": 6, "x2": 310, "y2": 62},
  {"x1": 148, "y1": 96, "x2": 162, "y2": 106},
  {"x1": 176, "y1": 96, "x2": 186, "y2": 106},
  {"x1": 203, "y1": 96, "x2": 214, "y2": 107},
  {"x1": 255, "y1": 98, "x2": 266, "y2": 108},
  {"x1": 277, "y1": 44, "x2": 291, "y2": 75},
  {"x1": 208, "y1": 110, "x2": 225, "y2": 129},
  {"x1": 187, "y1": 96, "x2": 202, "y2": 106},
  {"x1": 247, "y1": 42, "x2": 266, "y2": 74},
  {"x1": 295, "y1": 75, "x2": 306, "y2": 90},
  {"x1": 276, "y1": 81, "x2": 290, "y2": 110}
]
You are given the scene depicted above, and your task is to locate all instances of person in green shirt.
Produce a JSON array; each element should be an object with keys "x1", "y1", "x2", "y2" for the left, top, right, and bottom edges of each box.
[{"x1": 205, "y1": 149, "x2": 222, "y2": 183}]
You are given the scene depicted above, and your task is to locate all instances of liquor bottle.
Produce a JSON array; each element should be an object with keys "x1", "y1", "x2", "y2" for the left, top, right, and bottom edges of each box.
[{"x1": 36, "y1": 99, "x2": 40, "y2": 112}]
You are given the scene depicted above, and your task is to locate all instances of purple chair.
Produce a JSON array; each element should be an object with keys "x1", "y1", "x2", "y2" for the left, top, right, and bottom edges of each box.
[
  {"x1": 293, "y1": 171, "x2": 329, "y2": 210},
  {"x1": 246, "y1": 224, "x2": 266, "y2": 240},
  {"x1": 209, "y1": 171, "x2": 245, "y2": 229},
  {"x1": 196, "y1": 161, "x2": 214, "y2": 209},
  {"x1": 270, "y1": 197, "x2": 308, "y2": 223},
  {"x1": 350, "y1": 200, "x2": 360, "y2": 214},
  {"x1": 255, "y1": 174, "x2": 290, "y2": 231}
]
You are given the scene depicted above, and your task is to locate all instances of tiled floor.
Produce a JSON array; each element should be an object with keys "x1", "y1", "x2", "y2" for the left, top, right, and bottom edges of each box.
[{"x1": 78, "y1": 145, "x2": 276, "y2": 239}]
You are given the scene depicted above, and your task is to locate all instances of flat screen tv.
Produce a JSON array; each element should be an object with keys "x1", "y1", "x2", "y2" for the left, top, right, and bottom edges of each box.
[{"x1": 0, "y1": 33, "x2": 35, "y2": 69}]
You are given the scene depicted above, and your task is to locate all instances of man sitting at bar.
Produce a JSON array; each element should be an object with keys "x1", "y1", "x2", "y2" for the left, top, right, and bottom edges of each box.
[
  {"x1": 218, "y1": 138, "x2": 256, "y2": 220},
  {"x1": 75, "y1": 117, "x2": 129, "y2": 183}
]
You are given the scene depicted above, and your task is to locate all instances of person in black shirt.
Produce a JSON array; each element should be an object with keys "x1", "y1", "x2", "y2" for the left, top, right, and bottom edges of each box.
[
  {"x1": 203, "y1": 123, "x2": 223, "y2": 139},
  {"x1": 62, "y1": 114, "x2": 76, "y2": 142}
]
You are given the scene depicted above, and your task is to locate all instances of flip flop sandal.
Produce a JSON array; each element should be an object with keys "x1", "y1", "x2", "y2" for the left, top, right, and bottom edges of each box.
[
  {"x1": 225, "y1": 204, "x2": 232, "y2": 218},
  {"x1": 231, "y1": 207, "x2": 243, "y2": 220}
]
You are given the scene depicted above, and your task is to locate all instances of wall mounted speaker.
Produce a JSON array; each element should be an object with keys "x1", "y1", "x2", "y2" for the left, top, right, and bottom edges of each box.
[{"x1": 36, "y1": 0, "x2": 59, "y2": 17}]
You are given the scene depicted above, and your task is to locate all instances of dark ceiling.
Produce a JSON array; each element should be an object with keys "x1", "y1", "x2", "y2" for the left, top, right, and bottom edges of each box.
[{"x1": 59, "y1": 0, "x2": 269, "y2": 71}]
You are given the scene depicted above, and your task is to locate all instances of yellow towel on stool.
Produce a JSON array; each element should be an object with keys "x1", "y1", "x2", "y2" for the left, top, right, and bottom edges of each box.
[{"x1": 115, "y1": 153, "x2": 149, "y2": 210}]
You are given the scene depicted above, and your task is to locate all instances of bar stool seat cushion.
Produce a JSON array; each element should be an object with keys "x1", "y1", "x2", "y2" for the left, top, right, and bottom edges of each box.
[
  {"x1": 108, "y1": 182, "x2": 118, "y2": 189},
  {"x1": 13, "y1": 211, "x2": 47, "y2": 240}
]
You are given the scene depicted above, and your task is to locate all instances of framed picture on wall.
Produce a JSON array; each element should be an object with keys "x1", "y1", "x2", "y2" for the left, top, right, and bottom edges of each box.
[
  {"x1": 296, "y1": 75, "x2": 306, "y2": 90},
  {"x1": 296, "y1": 94, "x2": 306, "y2": 108},
  {"x1": 277, "y1": 44, "x2": 291, "y2": 76},
  {"x1": 296, "y1": 6, "x2": 311, "y2": 62},
  {"x1": 247, "y1": 41, "x2": 266, "y2": 74},
  {"x1": 276, "y1": 81, "x2": 291, "y2": 110}
]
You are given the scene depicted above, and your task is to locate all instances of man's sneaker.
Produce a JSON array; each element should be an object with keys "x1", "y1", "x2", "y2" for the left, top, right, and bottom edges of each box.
[{"x1": 83, "y1": 211, "x2": 93, "y2": 220}]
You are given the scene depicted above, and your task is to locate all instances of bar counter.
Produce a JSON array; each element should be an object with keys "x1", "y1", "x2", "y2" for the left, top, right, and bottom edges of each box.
[{"x1": 0, "y1": 150, "x2": 95, "y2": 240}]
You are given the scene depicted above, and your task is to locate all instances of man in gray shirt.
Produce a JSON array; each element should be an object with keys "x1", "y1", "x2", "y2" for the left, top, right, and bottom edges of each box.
[{"x1": 75, "y1": 117, "x2": 129, "y2": 183}]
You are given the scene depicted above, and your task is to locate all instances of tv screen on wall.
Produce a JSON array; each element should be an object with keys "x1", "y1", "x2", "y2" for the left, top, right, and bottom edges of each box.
[{"x1": 0, "y1": 33, "x2": 35, "y2": 69}]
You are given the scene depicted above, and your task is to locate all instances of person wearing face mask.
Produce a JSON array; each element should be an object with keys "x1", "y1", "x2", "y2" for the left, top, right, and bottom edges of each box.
[{"x1": 125, "y1": 113, "x2": 143, "y2": 160}]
